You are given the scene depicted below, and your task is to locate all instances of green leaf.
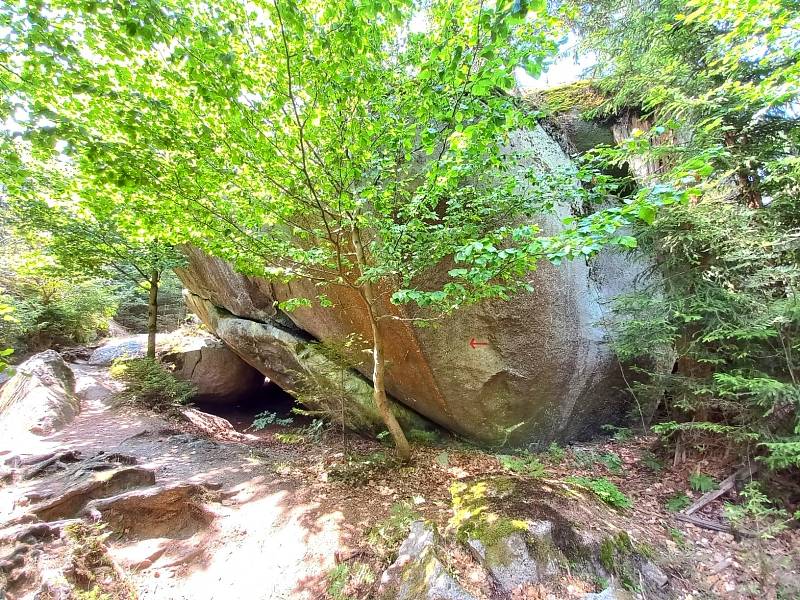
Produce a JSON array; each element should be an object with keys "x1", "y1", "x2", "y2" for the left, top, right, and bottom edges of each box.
[{"x1": 637, "y1": 204, "x2": 656, "y2": 225}]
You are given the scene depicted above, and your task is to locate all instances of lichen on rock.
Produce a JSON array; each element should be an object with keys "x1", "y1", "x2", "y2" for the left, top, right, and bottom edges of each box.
[
  {"x1": 378, "y1": 521, "x2": 476, "y2": 600},
  {"x1": 526, "y1": 80, "x2": 610, "y2": 118},
  {"x1": 448, "y1": 476, "x2": 669, "y2": 597}
]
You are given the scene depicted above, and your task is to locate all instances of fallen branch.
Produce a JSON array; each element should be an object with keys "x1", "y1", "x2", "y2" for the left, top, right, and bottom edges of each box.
[
  {"x1": 682, "y1": 463, "x2": 759, "y2": 516},
  {"x1": 683, "y1": 474, "x2": 737, "y2": 516},
  {"x1": 675, "y1": 512, "x2": 756, "y2": 537},
  {"x1": 675, "y1": 513, "x2": 729, "y2": 533}
]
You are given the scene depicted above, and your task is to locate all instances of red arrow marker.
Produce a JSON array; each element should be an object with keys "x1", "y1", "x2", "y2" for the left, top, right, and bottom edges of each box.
[{"x1": 469, "y1": 337, "x2": 489, "y2": 349}]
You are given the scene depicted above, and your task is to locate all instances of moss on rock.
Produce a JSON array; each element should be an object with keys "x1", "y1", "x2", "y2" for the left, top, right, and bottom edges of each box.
[
  {"x1": 472, "y1": 518, "x2": 530, "y2": 567},
  {"x1": 526, "y1": 80, "x2": 610, "y2": 118},
  {"x1": 598, "y1": 532, "x2": 645, "y2": 592}
]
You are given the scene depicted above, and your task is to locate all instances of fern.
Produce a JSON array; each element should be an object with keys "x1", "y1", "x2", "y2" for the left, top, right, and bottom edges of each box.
[
  {"x1": 567, "y1": 476, "x2": 632, "y2": 510},
  {"x1": 249, "y1": 411, "x2": 294, "y2": 430},
  {"x1": 666, "y1": 493, "x2": 691, "y2": 513},
  {"x1": 689, "y1": 472, "x2": 717, "y2": 493},
  {"x1": 497, "y1": 454, "x2": 546, "y2": 477}
]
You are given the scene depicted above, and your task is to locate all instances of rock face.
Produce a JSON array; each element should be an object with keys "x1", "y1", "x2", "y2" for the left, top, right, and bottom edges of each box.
[
  {"x1": 83, "y1": 481, "x2": 211, "y2": 540},
  {"x1": 378, "y1": 521, "x2": 476, "y2": 600},
  {"x1": 467, "y1": 520, "x2": 559, "y2": 593},
  {"x1": 379, "y1": 516, "x2": 652, "y2": 600},
  {"x1": 184, "y1": 293, "x2": 437, "y2": 435},
  {"x1": 177, "y1": 125, "x2": 647, "y2": 447},
  {"x1": 0, "y1": 350, "x2": 79, "y2": 436},
  {"x1": 161, "y1": 334, "x2": 265, "y2": 401}
]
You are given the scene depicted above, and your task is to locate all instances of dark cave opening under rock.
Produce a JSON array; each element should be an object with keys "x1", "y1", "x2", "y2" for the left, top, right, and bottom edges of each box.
[{"x1": 193, "y1": 380, "x2": 310, "y2": 433}]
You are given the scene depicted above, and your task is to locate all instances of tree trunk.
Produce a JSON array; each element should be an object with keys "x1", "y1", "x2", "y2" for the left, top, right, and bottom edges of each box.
[
  {"x1": 349, "y1": 226, "x2": 411, "y2": 462},
  {"x1": 367, "y1": 310, "x2": 412, "y2": 462},
  {"x1": 146, "y1": 270, "x2": 159, "y2": 359}
]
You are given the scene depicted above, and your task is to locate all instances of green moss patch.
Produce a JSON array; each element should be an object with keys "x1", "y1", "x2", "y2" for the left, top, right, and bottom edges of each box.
[
  {"x1": 598, "y1": 532, "x2": 642, "y2": 592},
  {"x1": 525, "y1": 80, "x2": 611, "y2": 118}
]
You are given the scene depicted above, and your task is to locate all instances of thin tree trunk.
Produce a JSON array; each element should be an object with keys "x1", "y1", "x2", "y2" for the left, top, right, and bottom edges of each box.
[
  {"x1": 146, "y1": 270, "x2": 159, "y2": 359},
  {"x1": 367, "y1": 309, "x2": 411, "y2": 462},
  {"x1": 350, "y1": 226, "x2": 411, "y2": 461}
]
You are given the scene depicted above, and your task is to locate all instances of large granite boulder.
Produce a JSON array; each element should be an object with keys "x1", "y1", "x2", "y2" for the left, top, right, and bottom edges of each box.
[
  {"x1": 161, "y1": 334, "x2": 265, "y2": 401},
  {"x1": 0, "y1": 350, "x2": 79, "y2": 436},
  {"x1": 177, "y1": 124, "x2": 648, "y2": 447},
  {"x1": 184, "y1": 293, "x2": 436, "y2": 435}
]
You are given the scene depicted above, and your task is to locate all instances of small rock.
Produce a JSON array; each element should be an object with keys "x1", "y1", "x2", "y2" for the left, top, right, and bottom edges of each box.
[
  {"x1": 710, "y1": 557, "x2": 733, "y2": 574},
  {"x1": 467, "y1": 525, "x2": 558, "y2": 593},
  {"x1": 583, "y1": 586, "x2": 632, "y2": 600},
  {"x1": 640, "y1": 560, "x2": 669, "y2": 589}
]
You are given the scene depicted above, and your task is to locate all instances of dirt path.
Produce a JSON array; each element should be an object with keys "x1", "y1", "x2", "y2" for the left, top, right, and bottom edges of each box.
[{"x1": 1, "y1": 362, "x2": 342, "y2": 600}]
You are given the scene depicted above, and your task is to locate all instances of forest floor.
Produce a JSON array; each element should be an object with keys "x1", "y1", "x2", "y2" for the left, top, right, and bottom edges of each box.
[{"x1": 1, "y1": 360, "x2": 798, "y2": 600}]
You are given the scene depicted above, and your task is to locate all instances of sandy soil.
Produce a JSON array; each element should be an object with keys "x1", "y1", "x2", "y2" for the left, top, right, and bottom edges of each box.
[{"x1": 1, "y1": 362, "x2": 342, "y2": 600}]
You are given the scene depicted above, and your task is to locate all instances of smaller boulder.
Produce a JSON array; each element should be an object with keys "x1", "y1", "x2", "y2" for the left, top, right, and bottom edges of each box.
[
  {"x1": 161, "y1": 335, "x2": 265, "y2": 401},
  {"x1": 0, "y1": 351, "x2": 79, "y2": 436},
  {"x1": 88, "y1": 336, "x2": 148, "y2": 366},
  {"x1": 640, "y1": 560, "x2": 669, "y2": 590},
  {"x1": 467, "y1": 520, "x2": 559, "y2": 594},
  {"x1": 180, "y1": 407, "x2": 247, "y2": 441},
  {"x1": 379, "y1": 521, "x2": 476, "y2": 600}
]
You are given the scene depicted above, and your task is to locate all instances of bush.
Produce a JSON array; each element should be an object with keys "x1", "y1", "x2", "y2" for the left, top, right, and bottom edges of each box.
[
  {"x1": 601, "y1": 424, "x2": 633, "y2": 442},
  {"x1": 110, "y1": 357, "x2": 194, "y2": 411},
  {"x1": 597, "y1": 452, "x2": 623, "y2": 474},
  {"x1": 640, "y1": 451, "x2": 663, "y2": 472},
  {"x1": 724, "y1": 482, "x2": 799, "y2": 540},
  {"x1": 0, "y1": 241, "x2": 123, "y2": 353},
  {"x1": 64, "y1": 522, "x2": 134, "y2": 598},
  {"x1": 0, "y1": 281, "x2": 118, "y2": 354},
  {"x1": 546, "y1": 442, "x2": 566, "y2": 462},
  {"x1": 612, "y1": 198, "x2": 800, "y2": 474},
  {"x1": 689, "y1": 472, "x2": 717, "y2": 493},
  {"x1": 327, "y1": 562, "x2": 375, "y2": 600},
  {"x1": 0, "y1": 302, "x2": 13, "y2": 374},
  {"x1": 366, "y1": 500, "x2": 420, "y2": 562}
]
